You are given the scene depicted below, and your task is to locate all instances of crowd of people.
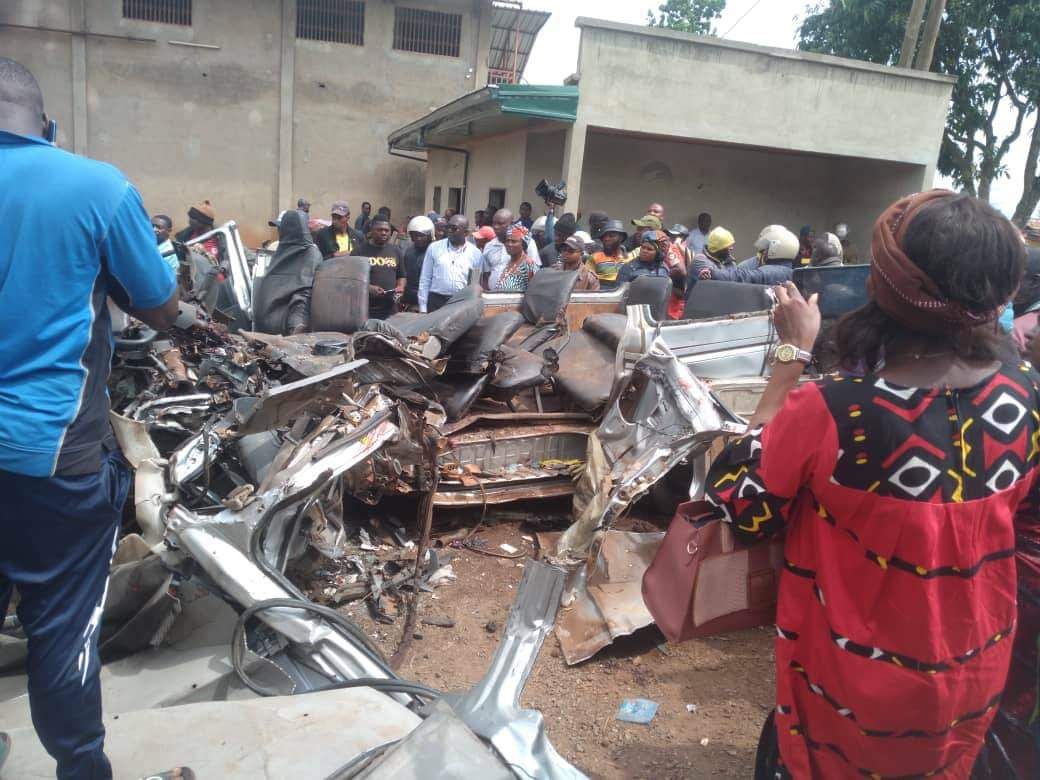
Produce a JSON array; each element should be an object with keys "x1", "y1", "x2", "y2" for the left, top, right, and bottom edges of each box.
[{"x1": 157, "y1": 195, "x2": 863, "y2": 333}]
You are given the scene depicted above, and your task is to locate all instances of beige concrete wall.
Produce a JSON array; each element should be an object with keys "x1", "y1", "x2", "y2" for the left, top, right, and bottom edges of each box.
[
  {"x1": 574, "y1": 19, "x2": 952, "y2": 173},
  {"x1": 1, "y1": 0, "x2": 493, "y2": 246},
  {"x1": 465, "y1": 128, "x2": 527, "y2": 216},
  {"x1": 576, "y1": 131, "x2": 924, "y2": 259},
  {"x1": 522, "y1": 127, "x2": 567, "y2": 206}
]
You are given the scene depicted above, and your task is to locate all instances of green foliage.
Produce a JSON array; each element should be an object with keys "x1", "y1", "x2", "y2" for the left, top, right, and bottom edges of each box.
[
  {"x1": 647, "y1": 0, "x2": 727, "y2": 36},
  {"x1": 798, "y1": 0, "x2": 1040, "y2": 207}
]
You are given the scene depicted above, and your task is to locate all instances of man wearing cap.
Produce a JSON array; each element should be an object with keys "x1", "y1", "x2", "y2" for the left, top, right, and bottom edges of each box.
[
  {"x1": 314, "y1": 201, "x2": 363, "y2": 260},
  {"x1": 540, "y1": 213, "x2": 578, "y2": 267},
  {"x1": 419, "y1": 214, "x2": 483, "y2": 312},
  {"x1": 553, "y1": 235, "x2": 600, "y2": 291},
  {"x1": 473, "y1": 225, "x2": 496, "y2": 251},
  {"x1": 588, "y1": 219, "x2": 629, "y2": 291},
  {"x1": 626, "y1": 213, "x2": 662, "y2": 252},
  {"x1": 401, "y1": 215, "x2": 435, "y2": 309},
  {"x1": 175, "y1": 199, "x2": 218, "y2": 257}
]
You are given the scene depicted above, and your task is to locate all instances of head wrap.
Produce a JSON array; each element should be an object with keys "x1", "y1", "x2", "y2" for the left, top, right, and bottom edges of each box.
[
  {"x1": 870, "y1": 189, "x2": 998, "y2": 331},
  {"x1": 507, "y1": 224, "x2": 530, "y2": 242}
]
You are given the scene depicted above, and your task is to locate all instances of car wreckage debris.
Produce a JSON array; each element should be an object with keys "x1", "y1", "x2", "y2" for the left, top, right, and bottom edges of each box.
[{"x1": 4, "y1": 250, "x2": 782, "y2": 776}]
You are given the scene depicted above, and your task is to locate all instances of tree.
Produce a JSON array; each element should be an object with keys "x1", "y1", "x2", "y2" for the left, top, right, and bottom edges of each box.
[
  {"x1": 647, "y1": 0, "x2": 727, "y2": 36},
  {"x1": 799, "y1": 1, "x2": 1040, "y2": 223}
]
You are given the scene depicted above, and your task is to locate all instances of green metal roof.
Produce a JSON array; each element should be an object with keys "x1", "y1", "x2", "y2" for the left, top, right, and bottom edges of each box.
[
  {"x1": 494, "y1": 84, "x2": 578, "y2": 122},
  {"x1": 388, "y1": 85, "x2": 578, "y2": 152}
]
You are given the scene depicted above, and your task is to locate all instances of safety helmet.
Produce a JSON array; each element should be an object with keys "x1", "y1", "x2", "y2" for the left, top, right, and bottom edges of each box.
[
  {"x1": 706, "y1": 226, "x2": 735, "y2": 255},
  {"x1": 532, "y1": 216, "x2": 548, "y2": 233},
  {"x1": 754, "y1": 226, "x2": 799, "y2": 262},
  {"x1": 407, "y1": 215, "x2": 435, "y2": 235},
  {"x1": 573, "y1": 230, "x2": 592, "y2": 245}
]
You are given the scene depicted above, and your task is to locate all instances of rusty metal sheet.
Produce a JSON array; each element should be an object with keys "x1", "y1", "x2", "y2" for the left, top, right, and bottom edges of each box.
[
  {"x1": 440, "y1": 411, "x2": 593, "y2": 436},
  {"x1": 433, "y1": 479, "x2": 575, "y2": 507}
]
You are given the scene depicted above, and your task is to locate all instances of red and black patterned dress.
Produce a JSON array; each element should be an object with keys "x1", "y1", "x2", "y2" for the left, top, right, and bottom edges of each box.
[{"x1": 706, "y1": 363, "x2": 1040, "y2": 778}]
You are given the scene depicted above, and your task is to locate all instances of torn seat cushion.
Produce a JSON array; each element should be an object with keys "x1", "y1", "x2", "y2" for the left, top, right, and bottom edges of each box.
[
  {"x1": 581, "y1": 313, "x2": 627, "y2": 352},
  {"x1": 385, "y1": 285, "x2": 484, "y2": 348},
  {"x1": 487, "y1": 345, "x2": 548, "y2": 400},
  {"x1": 552, "y1": 331, "x2": 617, "y2": 412},
  {"x1": 448, "y1": 311, "x2": 527, "y2": 374},
  {"x1": 520, "y1": 268, "x2": 579, "y2": 325},
  {"x1": 427, "y1": 374, "x2": 490, "y2": 422},
  {"x1": 506, "y1": 322, "x2": 563, "y2": 352}
]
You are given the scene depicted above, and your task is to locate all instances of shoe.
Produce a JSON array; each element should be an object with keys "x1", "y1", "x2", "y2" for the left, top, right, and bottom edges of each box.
[
  {"x1": 140, "y1": 770, "x2": 195, "y2": 780},
  {"x1": 0, "y1": 732, "x2": 9, "y2": 771}
]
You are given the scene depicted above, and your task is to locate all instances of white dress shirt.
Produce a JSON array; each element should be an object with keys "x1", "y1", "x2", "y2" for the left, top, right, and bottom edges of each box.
[
  {"x1": 418, "y1": 238, "x2": 484, "y2": 311},
  {"x1": 481, "y1": 237, "x2": 542, "y2": 291}
]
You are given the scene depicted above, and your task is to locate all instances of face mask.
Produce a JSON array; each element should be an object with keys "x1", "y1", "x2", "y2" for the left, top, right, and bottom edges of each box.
[{"x1": 998, "y1": 302, "x2": 1015, "y2": 334}]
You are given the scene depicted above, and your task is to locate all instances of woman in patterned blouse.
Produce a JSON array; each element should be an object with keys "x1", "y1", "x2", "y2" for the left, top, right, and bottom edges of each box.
[
  {"x1": 492, "y1": 224, "x2": 538, "y2": 293},
  {"x1": 707, "y1": 191, "x2": 1037, "y2": 778}
]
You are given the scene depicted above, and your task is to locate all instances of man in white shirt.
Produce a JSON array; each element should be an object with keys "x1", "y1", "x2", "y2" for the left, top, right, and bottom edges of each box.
[
  {"x1": 480, "y1": 208, "x2": 541, "y2": 291},
  {"x1": 688, "y1": 212, "x2": 711, "y2": 255},
  {"x1": 418, "y1": 214, "x2": 484, "y2": 312}
]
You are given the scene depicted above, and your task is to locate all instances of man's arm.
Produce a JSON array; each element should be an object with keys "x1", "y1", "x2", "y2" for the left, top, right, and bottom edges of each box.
[{"x1": 102, "y1": 183, "x2": 179, "y2": 330}]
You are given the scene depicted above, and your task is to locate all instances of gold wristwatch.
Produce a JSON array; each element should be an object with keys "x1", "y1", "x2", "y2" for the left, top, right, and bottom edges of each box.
[{"x1": 773, "y1": 343, "x2": 813, "y2": 365}]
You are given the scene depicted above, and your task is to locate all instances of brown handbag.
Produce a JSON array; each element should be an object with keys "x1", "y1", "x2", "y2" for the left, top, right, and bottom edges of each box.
[{"x1": 642, "y1": 499, "x2": 784, "y2": 643}]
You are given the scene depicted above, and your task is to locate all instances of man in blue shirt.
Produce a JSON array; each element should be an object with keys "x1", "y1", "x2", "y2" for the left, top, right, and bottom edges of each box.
[{"x1": 0, "y1": 58, "x2": 178, "y2": 779}]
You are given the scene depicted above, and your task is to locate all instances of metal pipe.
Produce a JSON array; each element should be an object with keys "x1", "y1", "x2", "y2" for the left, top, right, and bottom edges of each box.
[
  {"x1": 388, "y1": 149, "x2": 429, "y2": 163},
  {"x1": 0, "y1": 22, "x2": 154, "y2": 43},
  {"x1": 168, "y1": 40, "x2": 221, "y2": 50}
]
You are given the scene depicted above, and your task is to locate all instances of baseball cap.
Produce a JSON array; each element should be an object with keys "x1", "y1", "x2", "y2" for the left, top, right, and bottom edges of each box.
[
  {"x1": 268, "y1": 209, "x2": 288, "y2": 228},
  {"x1": 474, "y1": 226, "x2": 496, "y2": 240},
  {"x1": 563, "y1": 235, "x2": 586, "y2": 252},
  {"x1": 331, "y1": 201, "x2": 350, "y2": 216},
  {"x1": 632, "y1": 214, "x2": 663, "y2": 230}
]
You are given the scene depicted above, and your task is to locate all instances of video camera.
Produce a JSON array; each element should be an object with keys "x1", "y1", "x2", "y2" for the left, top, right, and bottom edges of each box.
[{"x1": 535, "y1": 178, "x2": 568, "y2": 207}]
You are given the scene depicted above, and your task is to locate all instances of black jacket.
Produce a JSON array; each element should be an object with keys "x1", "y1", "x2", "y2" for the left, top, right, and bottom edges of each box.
[
  {"x1": 253, "y1": 211, "x2": 323, "y2": 334},
  {"x1": 314, "y1": 224, "x2": 363, "y2": 260}
]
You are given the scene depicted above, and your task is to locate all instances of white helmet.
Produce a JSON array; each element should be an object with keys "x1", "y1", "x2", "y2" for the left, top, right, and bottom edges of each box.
[
  {"x1": 573, "y1": 230, "x2": 592, "y2": 245},
  {"x1": 407, "y1": 215, "x2": 435, "y2": 235},
  {"x1": 532, "y1": 216, "x2": 547, "y2": 233},
  {"x1": 753, "y1": 225, "x2": 799, "y2": 262}
]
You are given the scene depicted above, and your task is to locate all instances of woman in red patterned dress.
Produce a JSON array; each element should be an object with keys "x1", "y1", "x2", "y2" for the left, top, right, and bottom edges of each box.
[{"x1": 706, "y1": 191, "x2": 1036, "y2": 778}]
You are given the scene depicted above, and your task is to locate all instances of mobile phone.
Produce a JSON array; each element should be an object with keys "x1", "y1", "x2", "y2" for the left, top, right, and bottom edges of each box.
[{"x1": 45, "y1": 119, "x2": 58, "y2": 143}]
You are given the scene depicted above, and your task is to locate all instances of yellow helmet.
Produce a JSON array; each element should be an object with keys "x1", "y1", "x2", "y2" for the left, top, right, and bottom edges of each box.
[{"x1": 706, "y1": 226, "x2": 735, "y2": 255}]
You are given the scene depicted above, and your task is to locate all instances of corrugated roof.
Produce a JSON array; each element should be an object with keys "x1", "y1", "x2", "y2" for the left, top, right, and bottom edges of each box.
[{"x1": 488, "y1": 3, "x2": 551, "y2": 81}]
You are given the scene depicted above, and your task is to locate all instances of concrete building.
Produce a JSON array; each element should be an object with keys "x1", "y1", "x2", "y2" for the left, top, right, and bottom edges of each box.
[
  {"x1": 0, "y1": 0, "x2": 548, "y2": 245},
  {"x1": 389, "y1": 17, "x2": 956, "y2": 258}
]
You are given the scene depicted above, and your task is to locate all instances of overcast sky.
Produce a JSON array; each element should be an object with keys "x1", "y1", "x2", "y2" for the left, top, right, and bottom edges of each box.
[{"x1": 522, "y1": 0, "x2": 1028, "y2": 217}]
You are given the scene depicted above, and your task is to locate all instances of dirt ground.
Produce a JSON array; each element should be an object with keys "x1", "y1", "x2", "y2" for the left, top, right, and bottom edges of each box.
[{"x1": 325, "y1": 502, "x2": 776, "y2": 779}]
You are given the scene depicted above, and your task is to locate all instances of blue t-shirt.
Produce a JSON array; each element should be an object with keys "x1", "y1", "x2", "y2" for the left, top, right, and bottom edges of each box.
[{"x1": 0, "y1": 131, "x2": 176, "y2": 477}]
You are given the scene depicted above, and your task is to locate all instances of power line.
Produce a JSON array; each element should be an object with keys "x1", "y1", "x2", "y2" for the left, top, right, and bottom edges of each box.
[{"x1": 720, "y1": 0, "x2": 765, "y2": 39}]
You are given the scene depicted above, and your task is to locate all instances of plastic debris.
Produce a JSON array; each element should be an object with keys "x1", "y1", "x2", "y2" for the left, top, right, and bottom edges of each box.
[{"x1": 615, "y1": 698, "x2": 659, "y2": 724}]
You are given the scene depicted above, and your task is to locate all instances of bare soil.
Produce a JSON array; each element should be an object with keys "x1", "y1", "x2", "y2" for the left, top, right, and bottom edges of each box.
[{"x1": 326, "y1": 505, "x2": 776, "y2": 779}]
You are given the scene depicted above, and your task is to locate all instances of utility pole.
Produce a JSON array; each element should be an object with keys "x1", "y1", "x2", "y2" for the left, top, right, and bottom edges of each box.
[
  {"x1": 898, "y1": 0, "x2": 928, "y2": 67},
  {"x1": 913, "y1": 0, "x2": 946, "y2": 71}
]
